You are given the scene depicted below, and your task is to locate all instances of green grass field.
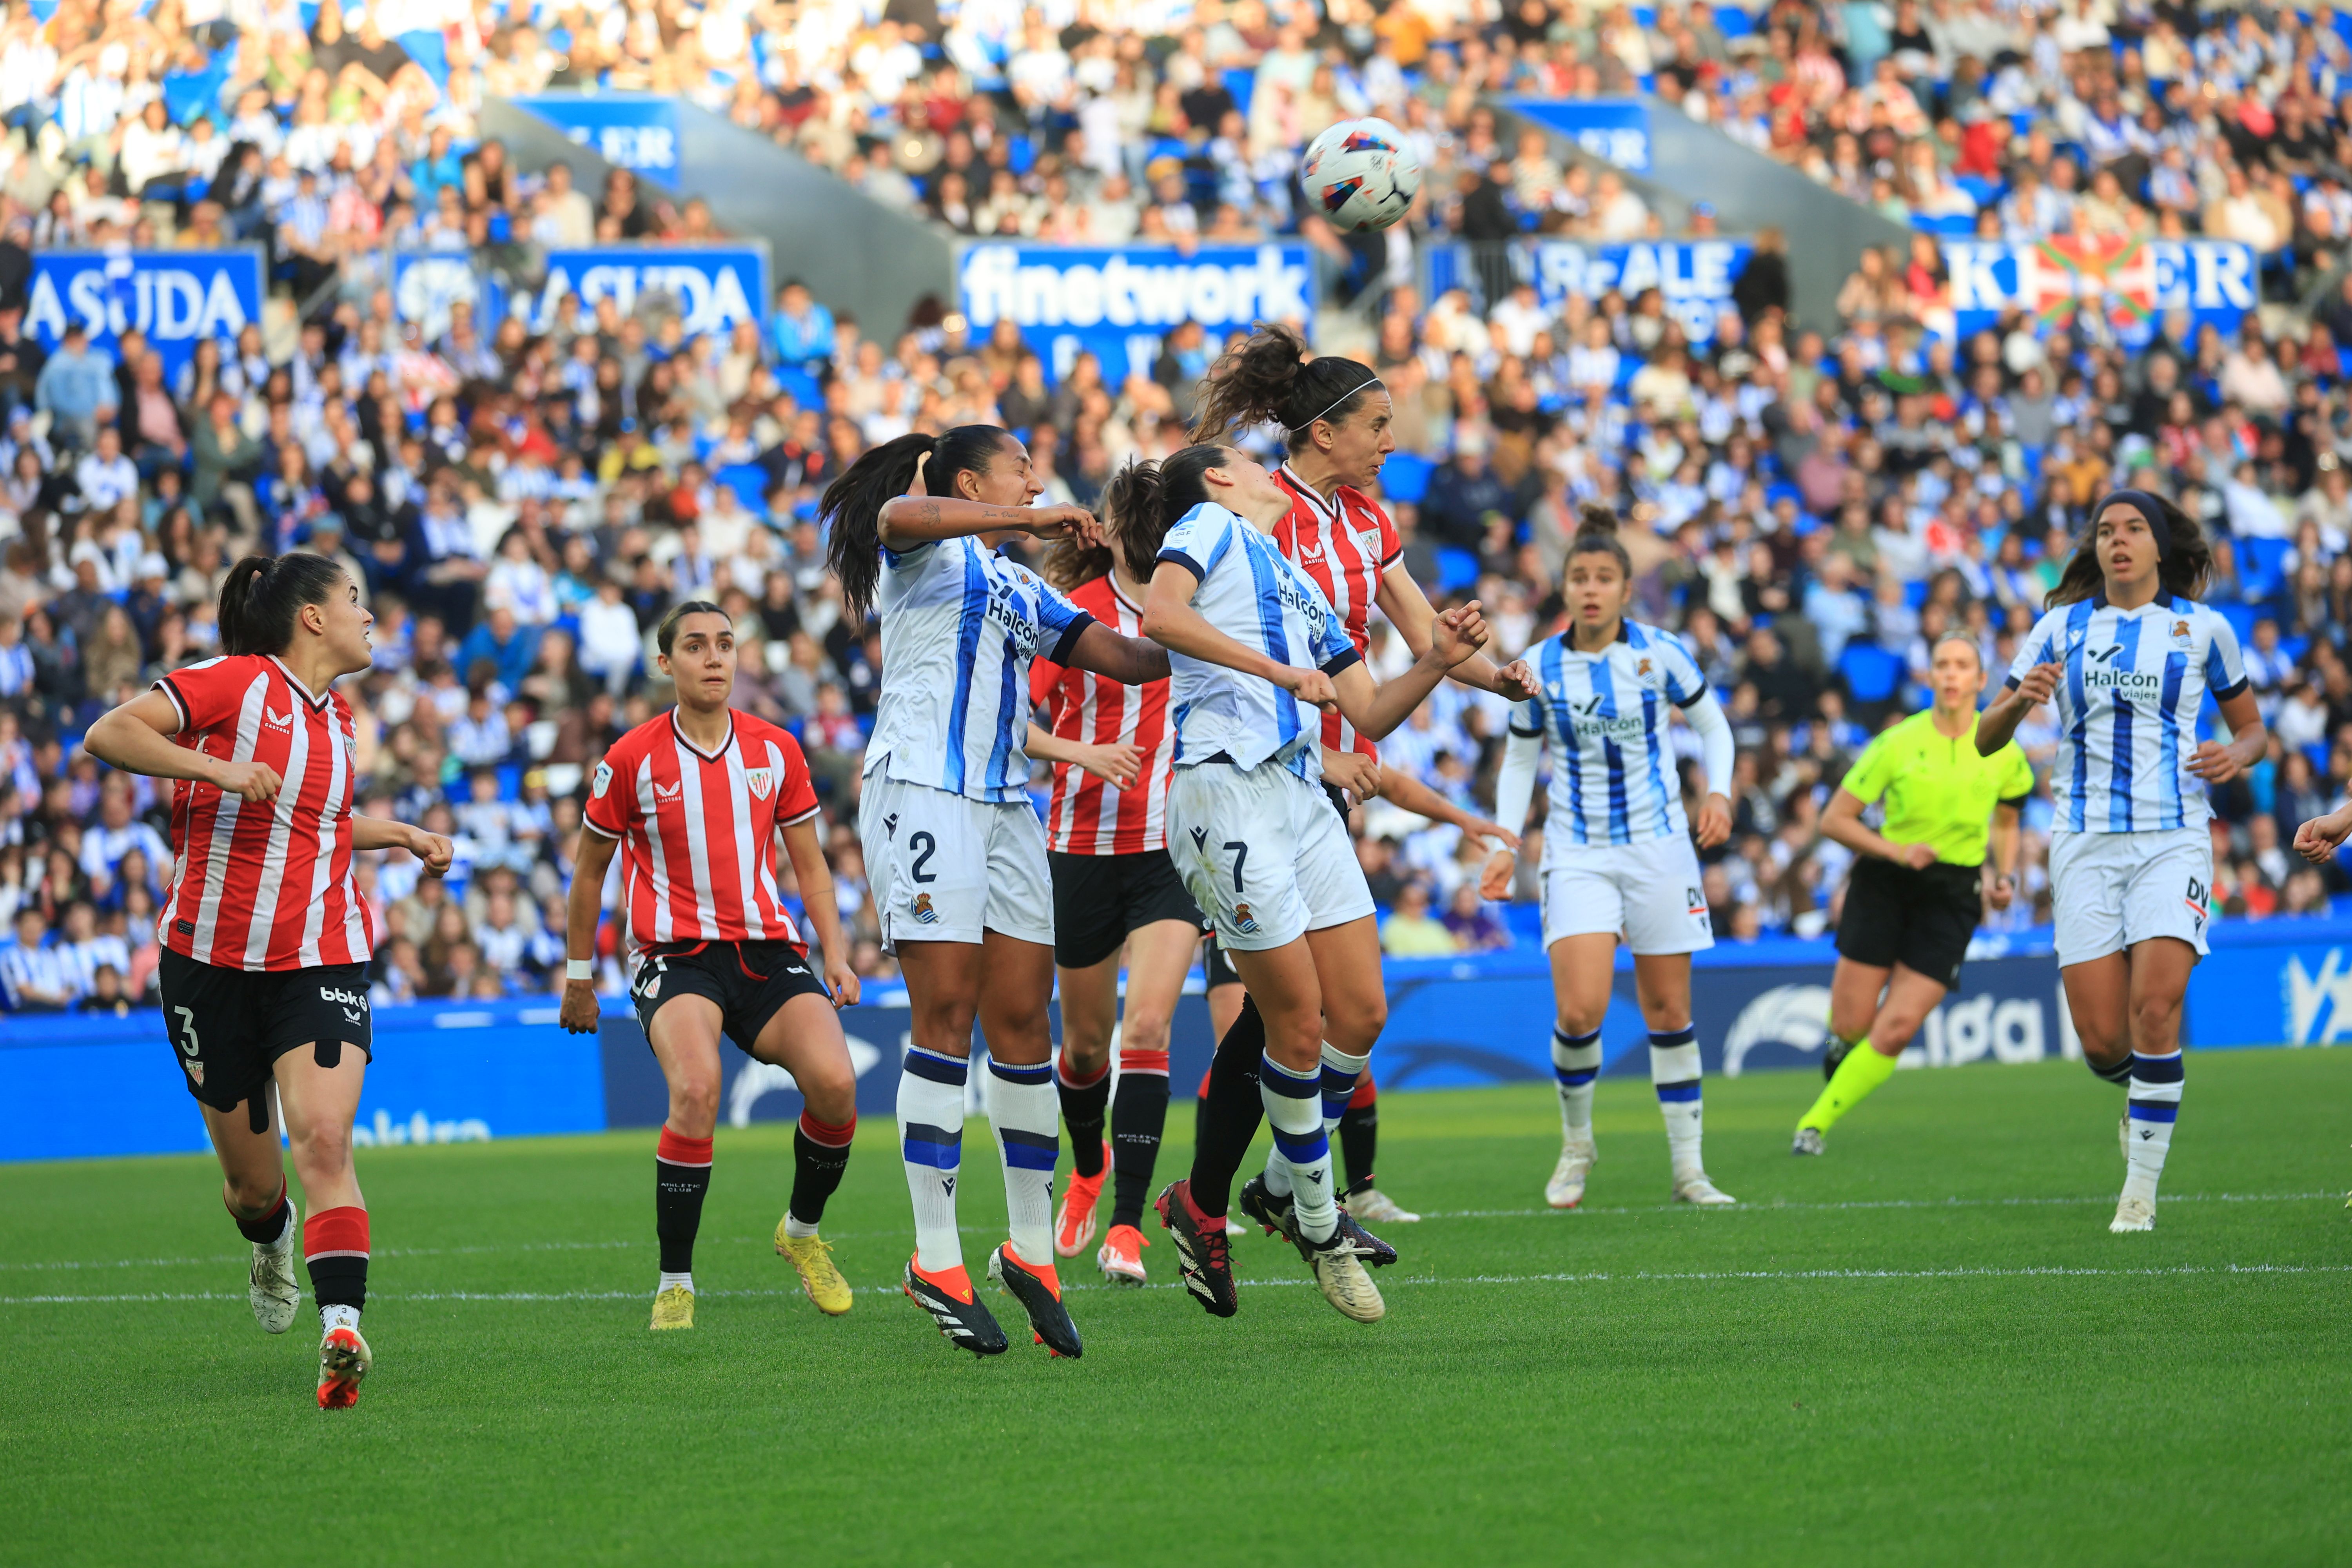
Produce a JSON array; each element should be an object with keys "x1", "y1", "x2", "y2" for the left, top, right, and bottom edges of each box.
[{"x1": 4, "y1": 1049, "x2": 2350, "y2": 1567}]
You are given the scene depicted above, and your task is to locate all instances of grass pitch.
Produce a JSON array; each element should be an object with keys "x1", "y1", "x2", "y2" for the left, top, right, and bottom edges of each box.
[{"x1": 3, "y1": 1049, "x2": 2349, "y2": 1567}]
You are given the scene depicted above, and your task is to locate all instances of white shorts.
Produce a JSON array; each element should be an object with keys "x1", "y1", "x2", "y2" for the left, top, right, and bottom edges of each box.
[
  {"x1": 1167, "y1": 760, "x2": 1374, "y2": 951},
  {"x1": 858, "y1": 775, "x2": 1054, "y2": 953},
  {"x1": 1541, "y1": 837, "x2": 1715, "y2": 955},
  {"x1": 2049, "y1": 827, "x2": 2211, "y2": 966}
]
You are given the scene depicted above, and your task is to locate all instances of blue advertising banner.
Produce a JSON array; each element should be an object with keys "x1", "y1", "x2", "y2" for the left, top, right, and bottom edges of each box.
[
  {"x1": 1943, "y1": 237, "x2": 2256, "y2": 347},
  {"x1": 1502, "y1": 96, "x2": 1654, "y2": 171},
  {"x1": 959, "y1": 242, "x2": 1316, "y2": 383},
  {"x1": 26, "y1": 249, "x2": 265, "y2": 377},
  {"x1": 516, "y1": 245, "x2": 770, "y2": 338},
  {"x1": 512, "y1": 93, "x2": 681, "y2": 188},
  {"x1": 390, "y1": 251, "x2": 507, "y2": 343},
  {"x1": 1426, "y1": 239, "x2": 1752, "y2": 345}
]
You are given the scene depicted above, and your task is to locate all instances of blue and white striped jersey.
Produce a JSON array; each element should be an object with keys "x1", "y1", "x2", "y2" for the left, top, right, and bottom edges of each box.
[
  {"x1": 862, "y1": 535, "x2": 1094, "y2": 804},
  {"x1": 2005, "y1": 593, "x2": 2248, "y2": 834},
  {"x1": 1512, "y1": 621, "x2": 1710, "y2": 847},
  {"x1": 1157, "y1": 503, "x2": 1362, "y2": 779}
]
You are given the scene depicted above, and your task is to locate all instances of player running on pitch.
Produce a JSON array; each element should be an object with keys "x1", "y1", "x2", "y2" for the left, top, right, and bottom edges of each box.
[
  {"x1": 1129, "y1": 443, "x2": 1490, "y2": 1323},
  {"x1": 1976, "y1": 489, "x2": 2263, "y2": 1233},
  {"x1": 1794, "y1": 632, "x2": 2033, "y2": 1152},
  {"x1": 84, "y1": 554, "x2": 454, "y2": 1409},
  {"x1": 1479, "y1": 506, "x2": 1739, "y2": 1209},
  {"x1": 1185, "y1": 324, "x2": 1532, "y2": 1224},
  {"x1": 559, "y1": 600, "x2": 865, "y2": 1330},
  {"x1": 820, "y1": 426, "x2": 1168, "y2": 1358}
]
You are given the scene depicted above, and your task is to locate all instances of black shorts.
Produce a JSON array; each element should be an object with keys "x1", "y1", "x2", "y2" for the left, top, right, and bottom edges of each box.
[
  {"x1": 158, "y1": 948, "x2": 375, "y2": 1115},
  {"x1": 1048, "y1": 849, "x2": 1203, "y2": 969},
  {"x1": 1835, "y1": 857, "x2": 1983, "y2": 990},
  {"x1": 630, "y1": 940, "x2": 831, "y2": 1055},
  {"x1": 1203, "y1": 931, "x2": 1240, "y2": 990}
]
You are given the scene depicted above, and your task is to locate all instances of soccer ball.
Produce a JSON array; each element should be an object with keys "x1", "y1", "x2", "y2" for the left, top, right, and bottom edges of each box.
[{"x1": 1302, "y1": 118, "x2": 1421, "y2": 233}]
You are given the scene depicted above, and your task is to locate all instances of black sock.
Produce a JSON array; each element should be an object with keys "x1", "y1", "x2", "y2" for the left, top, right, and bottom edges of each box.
[
  {"x1": 1109, "y1": 1065, "x2": 1171, "y2": 1229},
  {"x1": 232, "y1": 1184, "x2": 290, "y2": 1245},
  {"x1": 2088, "y1": 1053, "x2": 2135, "y2": 1086},
  {"x1": 1056, "y1": 1053, "x2": 1112, "y2": 1178},
  {"x1": 1339, "y1": 1098, "x2": 1378, "y2": 1196},
  {"x1": 788, "y1": 1112, "x2": 855, "y2": 1227},
  {"x1": 1189, "y1": 996, "x2": 1268, "y2": 1219},
  {"x1": 307, "y1": 1256, "x2": 367, "y2": 1312},
  {"x1": 655, "y1": 1129, "x2": 713, "y2": 1275}
]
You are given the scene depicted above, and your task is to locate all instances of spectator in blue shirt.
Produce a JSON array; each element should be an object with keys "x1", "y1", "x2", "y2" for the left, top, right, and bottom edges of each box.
[
  {"x1": 456, "y1": 591, "x2": 542, "y2": 695},
  {"x1": 410, "y1": 125, "x2": 466, "y2": 205},
  {"x1": 32, "y1": 321, "x2": 116, "y2": 452},
  {"x1": 770, "y1": 280, "x2": 835, "y2": 367},
  {"x1": 0, "y1": 906, "x2": 72, "y2": 1011}
]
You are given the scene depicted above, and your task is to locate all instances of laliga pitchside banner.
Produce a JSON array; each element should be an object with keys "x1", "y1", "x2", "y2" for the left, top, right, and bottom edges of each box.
[
  {"x1": 960, "y1": 243, "x2": 1316, "y2": 384},
  {"x1": 1943, "y1": 236, "x2": 2255, "y2": 346},
  {"x1": 514, "y1": 244, "x2": 770, "y2": 337},
  {"x1": 27, "y1": 249, "x2": 264, "y2": 376}
]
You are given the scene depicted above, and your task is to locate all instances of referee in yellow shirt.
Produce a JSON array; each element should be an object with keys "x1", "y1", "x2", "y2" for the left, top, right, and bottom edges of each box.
[{"x1": 1794, "y1": 632, "x2": 2036, "y2": 1154}]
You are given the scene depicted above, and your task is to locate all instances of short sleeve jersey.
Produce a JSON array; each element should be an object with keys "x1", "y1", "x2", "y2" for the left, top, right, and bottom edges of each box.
[
  {"x1": 583, "y1": 707, "x2": 822, "y2": 956},
  {"x1": 2004, "y1": 593, "x2": 2248, "y2": 833},
  {"x1": 1029, "y1": 573, "x2": 1174, "y2": 855},
  {"x1": 155, "y1": 653, "x2": 376, "y2": 971},
  {"x1": 1272, "y1": 466, "x2": 1401, "y2": 759},
  {"x1": 1840, "y1": 709, "x2": 2036, "y2": 867},
  {"x1": 862, "y1": 534, "x2": 1094, "y2": 804},
  {"x1": 1511, "y1": 621, "x2": 1710, "y2": 848},
  {"x1": 1156, "y1": 501, "x2": 1363, "y2": 780}
]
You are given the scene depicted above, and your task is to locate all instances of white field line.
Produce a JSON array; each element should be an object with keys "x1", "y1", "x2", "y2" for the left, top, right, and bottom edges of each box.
[
  {"x1": 0, "y1": 1191, "x2": 2339, "y2": 1277},
  {"x1": 6, "y1": 1259, "x2": 2352, "y2": 1307}
]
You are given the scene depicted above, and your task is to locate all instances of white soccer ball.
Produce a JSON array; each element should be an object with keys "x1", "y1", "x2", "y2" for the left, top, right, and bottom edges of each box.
[{"x1": 1301, "y1": 118, "x2": 1422, "y2": 233}]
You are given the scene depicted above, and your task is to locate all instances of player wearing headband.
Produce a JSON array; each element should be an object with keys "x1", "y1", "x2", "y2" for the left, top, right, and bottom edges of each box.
[
  {"x1": 1793, "y1": 631, "x2": 2033, "y2": 1154},
  {"x1": 1185, "y1": 324, "x2": 1532, "y2": 1228},
  {"x1": 1977, "y1": 489, "x2": 2263, "y2": 1233}
]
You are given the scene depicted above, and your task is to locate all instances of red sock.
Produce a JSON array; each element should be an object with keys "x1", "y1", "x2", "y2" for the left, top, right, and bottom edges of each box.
[{"x1": 303, "y1": 1206, "x2": 370, "y2": 1312}]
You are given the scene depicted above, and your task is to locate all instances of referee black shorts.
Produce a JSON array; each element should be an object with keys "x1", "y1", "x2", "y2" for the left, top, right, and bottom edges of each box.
[
  {"x1": 1835, "y1": 857, "x2": 1984, "y2": 990},
  {"x1": 1048, "y1": 849, "x2": 1204, "y2": 970}
]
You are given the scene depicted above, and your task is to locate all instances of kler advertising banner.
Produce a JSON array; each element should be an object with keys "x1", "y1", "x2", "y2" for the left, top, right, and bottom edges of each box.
[
  {"x1": 512, "y1": 93, "x2": 682, "y2": 188},
  {"x1": 27, "y1": 249, "x2": 265, "y2": 376},
  {"x1": 1503, "y1": 96, "x2": 1655, "y2": 171},
  {"x1": 1943, "y1": 236, "x2": 2256, "y2": 347},
  {"x1": 958, "y1": 242, "x2": 1317, "y2": 383}
]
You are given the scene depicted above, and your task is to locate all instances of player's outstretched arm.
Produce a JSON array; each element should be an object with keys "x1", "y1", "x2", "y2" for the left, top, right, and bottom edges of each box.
[
  {"x1": 84, "y1": 688, "x2": 281, "y2": 800},
  {"x1": 2295, "y1": 802, "x2": 2352, "y2": 864},
  {"x1": 351, "y1": 815, "x2": 454, "y2": 877},
  {"x1": 559, "y1": 824, "x2": 621, "y2": 1034},
  {"x1": 1378, "y1": 564, "x2": 1537, "y2": 700},
  {"x1": 1334, "y1": 601, "x2": 1489, "y2": 741},
  {"x1": 877, "y1": 494, "x2": 1102, "y2": 551},
  {"x1": 1028, "y1": 722, "x2": 1141, "y2": 789},
  {"x1": 1063, "y1": 619, "x2": 1171, "y2": 686},
  {"x1": 1140, "y1": 560, "x2": 1328, "y2": 700},
  {"x1": 1377, "y1": 764, "x2": 1518, "y2": 852},
  {"x1": 1479, "y1": 725, "x2": 1543, "y2": 900},
  {"x1": 779, "y1": 814, "x2": 860, "y2": 1009}
]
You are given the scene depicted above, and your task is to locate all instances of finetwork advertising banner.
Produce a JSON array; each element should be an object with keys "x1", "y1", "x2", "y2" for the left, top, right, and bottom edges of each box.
[
  {"x1": 511, "y1": 93, "x2": 682, "y2": 187},
  {"x1": 959, "y1": 242, "x2": 1317, "y2": 383},
  {"x1": 1943, "y1": 236, "x2": 2256, "y2": 346},
  {"x1": 515, "y1": 244, "x2": 770, "y2": 337},
  {"x1": 27, "y1": 249, "x2": 265, "y2": 376}
]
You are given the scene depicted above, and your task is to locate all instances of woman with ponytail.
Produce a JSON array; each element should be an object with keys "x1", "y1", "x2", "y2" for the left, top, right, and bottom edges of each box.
[
  {"x1": 83, "y1": 554, "x2": 454, "y2": 1410},
  {"x1": 1189, "y1": 323, "x2": 1533, "y2": 1224},
  {"x1": 817, "y1": 424, "x2": 1167, "y2": 1358},
  {"x1": 1477, "y1": 505, "x2": 1741, "y2": 1212},
  {"x1": 1977, "y1": 488, "x2": 2264, "y2": 1234},
  {"x1": 1132, "y1": 443, "x2": 1492, "y2": 1327}
]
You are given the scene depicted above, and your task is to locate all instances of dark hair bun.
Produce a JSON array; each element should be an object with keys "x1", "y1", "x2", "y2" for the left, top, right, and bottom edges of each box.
[{"x1": 1574, "y1": 503, "x2": 1622, "y2": 538}]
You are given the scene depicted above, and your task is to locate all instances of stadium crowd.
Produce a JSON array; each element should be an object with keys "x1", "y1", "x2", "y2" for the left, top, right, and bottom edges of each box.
[{"x1": 7, "y1": 0, "x2": 2352, "y2": 1012}]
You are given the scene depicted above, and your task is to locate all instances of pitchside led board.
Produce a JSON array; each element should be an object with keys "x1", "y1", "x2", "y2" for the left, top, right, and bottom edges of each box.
[
  {"x1": 1942, "y1": 236, "x2": 2256, "y2": 347},
  {"x1": 26, "y1": 249, "x2": 265, "y2": 377},
  {"x1": 959, "y1": 241, "x2": 1317, "y2": 384}
]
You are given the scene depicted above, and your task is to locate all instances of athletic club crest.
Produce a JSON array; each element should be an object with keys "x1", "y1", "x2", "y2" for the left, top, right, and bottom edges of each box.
[
  {"x1": 743, "y1": 767, "x2": 775, "y2": 800},
  {"x1": 913, "y1": 893, "x2": 939, "y2": 924},
  {"x1": 1233, "y1": 902, "x2": 1261, "y2": 935}
]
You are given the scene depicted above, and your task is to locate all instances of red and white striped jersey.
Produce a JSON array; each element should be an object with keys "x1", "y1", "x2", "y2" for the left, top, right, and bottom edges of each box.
[
  {"x1": 1029, "y1": 574, "x2": 1172, "y2": 854},
  {"x1": 155, "y1": 654, "x2": 376, "y2": 971},
  {"x1": 1272, "y1": 465, "x2": 1401, "y2": 757},
  {"x1": 582, "y1": 707, "x2": 822, "y2": 956}
]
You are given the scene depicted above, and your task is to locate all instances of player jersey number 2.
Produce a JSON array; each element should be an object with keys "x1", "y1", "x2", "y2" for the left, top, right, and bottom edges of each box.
[{"x1": 908, "y1": 831, "x2": 937, "y2": 884}]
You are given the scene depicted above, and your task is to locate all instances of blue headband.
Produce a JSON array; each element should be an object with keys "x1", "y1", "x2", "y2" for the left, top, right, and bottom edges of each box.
[{"x1": 2092, "y1": 488, "x2": 2172, "y2": 558}]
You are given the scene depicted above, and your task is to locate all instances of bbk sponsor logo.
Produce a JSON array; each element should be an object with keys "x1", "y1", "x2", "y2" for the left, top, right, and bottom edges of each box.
[{"x1": 319, "y1": 986, "x2": 368, "y2": 1011}]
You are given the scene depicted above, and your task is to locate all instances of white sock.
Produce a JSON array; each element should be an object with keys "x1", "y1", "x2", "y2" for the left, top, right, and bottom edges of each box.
[
  {"x1": 321, "y1": 1303, "x2": 361, "y2": 1334},
  {"x1": 1649, "y1": 1029, "x2": 1705, "y2": 1180},
  {"x1": 782, "y1": 1214, "x2": 818, "y2": 1240},
  {"x1": 984, "y1": 1056, "x2": 1060, "y2": 1268},
  {"x1": 1318, "y1": 1041, "x2": 1369, "y2": 1133},
  {"x1": 898, "y1": 1045, "x2": 968, "y2": 1275},
  {"x1": 1552, "y1": 1025, "x2": 1601, "y2": 1143},
  {"x1": 1261, "y1": 1053, "x2": 1337, "y2": 1243},
  {"x1": 656, "y1": 1270, "x2": 693, "y2": 1294},
  {"x1": 2123, "y1": 1049, "x2": 2183, "y2": 1204}
]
